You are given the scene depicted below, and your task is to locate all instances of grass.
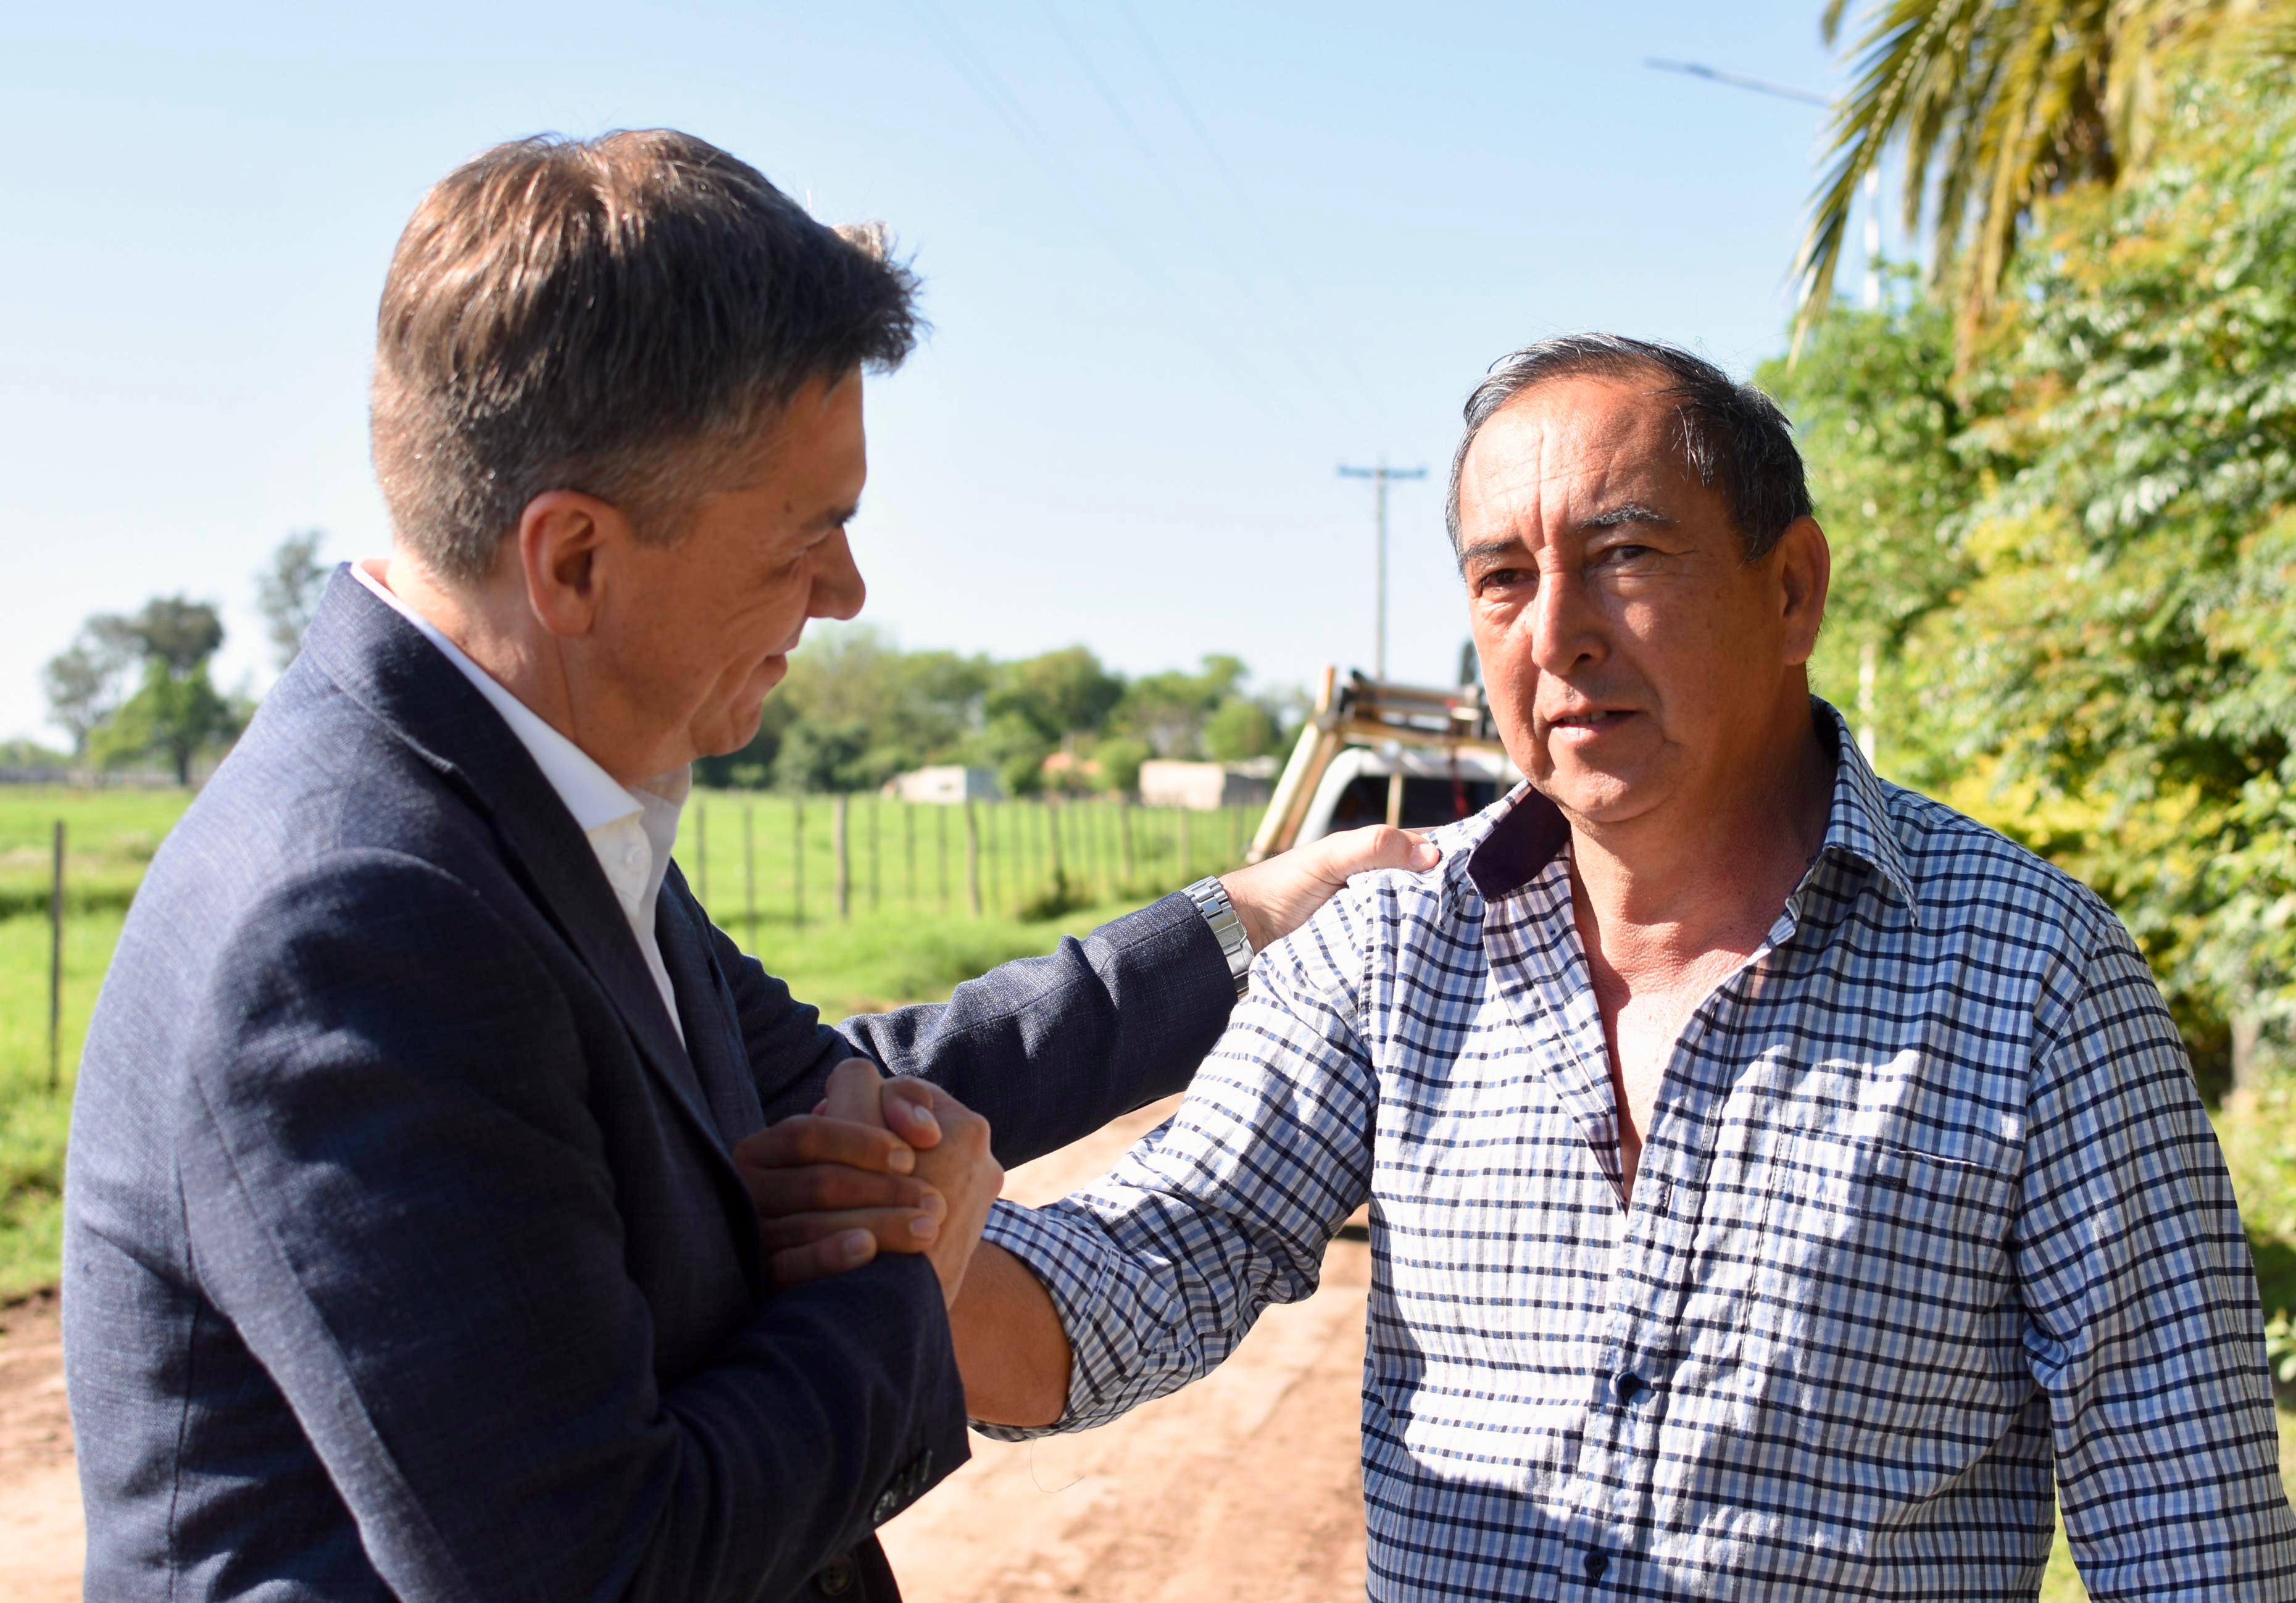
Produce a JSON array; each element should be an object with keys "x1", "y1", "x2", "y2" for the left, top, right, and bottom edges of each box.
[{"x1": 3, "y1": 783, "x2": 2294, "y2": 1589}]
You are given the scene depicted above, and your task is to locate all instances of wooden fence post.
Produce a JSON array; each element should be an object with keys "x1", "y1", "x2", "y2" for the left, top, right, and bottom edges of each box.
[
  {"x1": 869, "y1": 796, "x2": 881, "y2": 914},
  {"x1": 1118, "y1": 795, "x2": 1136, "y2": 887},
  {"x1": 963, "y1": 798, "x2": 983, "y2": 918},
  {"x1": 792, "y1": 795, "x2": 805, "y2": 928},
  {"x1": 905, "y1": 803, "x2": 917, "y2": 909},
  {"x1": 834, "y1": 794, "x2": 851, "y2": 920},
  {"x1": 49, "y1": 820, "x2": 65, "y2": 1094},
  {"x1": 936, "y1": 805, "x2": 950, "y2": 912},
  {"x1": 983, "y1": 801, "x2": 1001, "y2": 914},
  {"x1": 742, "y1": 802, "x2": 757, "y2": 943},
  {"x1": 1179, "y1": 807, "x2": 1193, "y2": 883}
]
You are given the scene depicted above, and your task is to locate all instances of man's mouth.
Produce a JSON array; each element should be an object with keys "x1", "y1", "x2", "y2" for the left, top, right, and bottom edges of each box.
[{"x1": 1547, "y1": 708, "x2": 1635, "y2": 734}]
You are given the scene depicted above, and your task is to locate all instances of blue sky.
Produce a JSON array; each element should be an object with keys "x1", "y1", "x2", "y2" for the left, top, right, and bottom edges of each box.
[{"x1": 0, "y1": 0, "x2": 1875, "y2": 745}]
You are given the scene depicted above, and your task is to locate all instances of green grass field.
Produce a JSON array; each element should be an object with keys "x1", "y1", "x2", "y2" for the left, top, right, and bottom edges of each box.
[{"x1": 2, "y1": 781, "x2": 2290, "y2": 1593}]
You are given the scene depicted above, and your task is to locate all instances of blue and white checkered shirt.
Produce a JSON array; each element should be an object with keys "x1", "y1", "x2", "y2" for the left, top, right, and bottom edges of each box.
[{"x1": 980, "y1": 704, "x2": 2296, "y2": 1601}]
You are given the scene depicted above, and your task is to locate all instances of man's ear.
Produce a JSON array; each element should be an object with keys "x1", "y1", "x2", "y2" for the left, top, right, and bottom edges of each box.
[
  {"x1": 1773, "y1": 515, "x2": 1831, "y2": 668},
  {"x1": 514, "y1": 490, "x2": 632, "y2": 639}
]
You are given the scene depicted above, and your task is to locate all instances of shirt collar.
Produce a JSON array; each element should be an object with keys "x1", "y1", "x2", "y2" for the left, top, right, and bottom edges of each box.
[
  {"x1": 351, "y1": 560, "x2": 648, "y2": 836},
  {"x1": 1461, "y1": 697, "x2": 1919, "y2": 924}
]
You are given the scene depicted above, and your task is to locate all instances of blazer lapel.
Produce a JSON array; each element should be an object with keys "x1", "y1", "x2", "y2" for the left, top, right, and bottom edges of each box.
[
  {"x1": 654, "y1": 868, "x2": 767, "y2": 1149},
  {"x1": 302, "y1": 570, "x2": 750, "y2": 1215}
]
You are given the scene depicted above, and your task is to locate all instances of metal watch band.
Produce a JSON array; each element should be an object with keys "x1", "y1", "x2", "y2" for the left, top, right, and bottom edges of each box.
[{"x1": 1183, "y1": 875, "x2": 1254, "y2": 998}]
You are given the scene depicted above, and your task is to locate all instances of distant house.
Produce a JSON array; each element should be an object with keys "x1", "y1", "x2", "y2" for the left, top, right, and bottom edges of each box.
[
  {"x1": 1138, "y1": 759, "x2": 1276, "y2": 812},
  {"x1": 883, "y1": 765, "x2": 1003, "y2": 804}
]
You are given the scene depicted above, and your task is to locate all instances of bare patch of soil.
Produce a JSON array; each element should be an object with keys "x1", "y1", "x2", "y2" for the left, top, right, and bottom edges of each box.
[
  {"x1": 0, "y1": 1099, "x2": 1370, "y2": 1603},
  {"x1": 0, "y1": 1286, "x2": 82, "y2": 1603}
]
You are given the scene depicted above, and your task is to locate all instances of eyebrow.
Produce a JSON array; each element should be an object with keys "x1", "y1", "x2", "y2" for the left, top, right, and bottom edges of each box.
[
  {"x1": 1455, "y1": 538, "x2": 1524, "y2": 573},
  {"x1": 1579, "y1": 501, "x2": 1676, "y2": 532}
]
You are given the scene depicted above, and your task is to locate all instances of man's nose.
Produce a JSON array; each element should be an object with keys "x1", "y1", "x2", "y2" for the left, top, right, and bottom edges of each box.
[
  {"x1": 1526, "y1": 567, "x2": 1603, "y2": 676},
  {"x1": 811, "y1": 528, "x2": 866, "y2": 622}
]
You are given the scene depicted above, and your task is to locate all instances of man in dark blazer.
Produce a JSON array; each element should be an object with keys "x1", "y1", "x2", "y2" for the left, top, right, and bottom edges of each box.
[{"x1": 62, "y1": 130, "x2": 1427, "y2": 1603}]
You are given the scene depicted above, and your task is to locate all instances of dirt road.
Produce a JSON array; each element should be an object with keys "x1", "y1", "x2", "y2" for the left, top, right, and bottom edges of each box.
[{"x1": 0, "y1": 1098, "x2": 1371, "y2": 1601}]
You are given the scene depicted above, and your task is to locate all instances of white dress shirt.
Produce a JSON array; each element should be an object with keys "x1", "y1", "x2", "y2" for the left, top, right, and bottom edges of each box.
[{"x1": 353, "y1": 561, "x2": 688, "y2": 1043}]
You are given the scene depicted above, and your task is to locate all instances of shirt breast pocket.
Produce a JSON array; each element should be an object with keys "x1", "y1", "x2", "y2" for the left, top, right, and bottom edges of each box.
[{"x1": 1747, "y1": 1130, "x2": 2019, "y2": 1451}]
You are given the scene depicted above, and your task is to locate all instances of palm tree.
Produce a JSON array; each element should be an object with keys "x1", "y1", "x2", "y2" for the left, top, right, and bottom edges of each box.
[{"x1": 1795, "y1": 0, "x2": 2274, "y2": 352}]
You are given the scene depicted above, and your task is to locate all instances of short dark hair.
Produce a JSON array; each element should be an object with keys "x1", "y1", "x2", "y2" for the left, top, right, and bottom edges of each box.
[
  {"x1": 1444, "y1": 334, "x2": 1811, "y2": 560},
  {"x1": 372, "y1": 130, "x2": 921, "y2": 583}
]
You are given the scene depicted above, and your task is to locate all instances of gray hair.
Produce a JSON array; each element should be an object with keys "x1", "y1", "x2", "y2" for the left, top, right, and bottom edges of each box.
[{"x1": 1443, "y1": 334, "x2": 1811, "y2": 560}]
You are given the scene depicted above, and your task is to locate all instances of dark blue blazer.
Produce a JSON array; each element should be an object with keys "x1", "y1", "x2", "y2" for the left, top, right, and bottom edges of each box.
[{"x1": 62, "y1": 571, "x2": 1234, "y2": 1602}]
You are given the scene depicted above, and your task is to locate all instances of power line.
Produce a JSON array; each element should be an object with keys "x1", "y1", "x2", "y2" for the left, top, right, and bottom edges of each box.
[
  {"x1": 1113, "y1": 0, "x2": 1395, "y2": 440},
  {"x1": 1037, "y1": 2, "x2": 1378, "y2": 443},
  {"x1": 897, "y1": 0, "x2": 1290, "y2": 415},
  {"x1": 1338, "y1": 462, "x2": 1428, "y2": 680},
  {"x1": 1644, "y1": 58, "x2": 1828, "y2": 107}
]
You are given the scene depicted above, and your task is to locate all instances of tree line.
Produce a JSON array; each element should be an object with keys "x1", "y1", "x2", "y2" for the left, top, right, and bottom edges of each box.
[
  {"x1": 1773, "y1": 12, "x2": 2296, "y2": 1088},
  {"x1": 696, "y1": 628, "x2": 1296, "y2": 797},
  {"x1": 32, "y1": 536, "x2": 1296, "y2": 797}
]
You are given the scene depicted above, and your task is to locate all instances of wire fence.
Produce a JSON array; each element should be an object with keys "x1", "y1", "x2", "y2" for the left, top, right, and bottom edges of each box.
[{"x1": 673, "y1": 793, "x2": 1257, "y2": 936}]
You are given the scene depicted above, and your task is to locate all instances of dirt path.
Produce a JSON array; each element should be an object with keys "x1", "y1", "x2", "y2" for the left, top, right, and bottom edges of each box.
[
  {"x1": 0, "y1": 1288, "x2": 79, "y2": 1603},
  {"x1": 0, "y1": 1099, "x2": 1369, "y2": 1601}
]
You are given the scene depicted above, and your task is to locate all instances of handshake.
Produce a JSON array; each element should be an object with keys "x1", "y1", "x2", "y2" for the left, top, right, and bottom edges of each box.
[{"x1": 733, "y1": 1057, "x2": 1004, "y2": 1307}]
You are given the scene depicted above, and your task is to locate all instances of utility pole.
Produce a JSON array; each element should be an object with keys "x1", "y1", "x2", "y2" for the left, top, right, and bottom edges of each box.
[{"x1": 1337, "y1": 460, "x2": 1426, "y2": 679}]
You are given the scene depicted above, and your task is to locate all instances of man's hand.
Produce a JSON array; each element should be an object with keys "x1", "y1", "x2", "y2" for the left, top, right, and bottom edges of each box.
[
  {"x1": 732, "y1": 1059, "x2": 1002, "y2": 1307},
  {"x1": 1219, "y1": 825, "x2": 1440, "y2": 952}
]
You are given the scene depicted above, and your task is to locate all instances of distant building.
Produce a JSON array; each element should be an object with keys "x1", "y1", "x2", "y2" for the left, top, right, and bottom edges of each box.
[
  {"x1": 1138, "y1": 760, "x2": 1275, "y2": 812},
  {"x1": 883, "y1": 765, "x2": 1003, "y2": 804}
]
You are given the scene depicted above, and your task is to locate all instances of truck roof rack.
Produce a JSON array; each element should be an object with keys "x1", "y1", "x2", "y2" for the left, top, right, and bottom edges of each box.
[{"x1": 1247, "y1": 667, "x2": 1511, "y2": 862}]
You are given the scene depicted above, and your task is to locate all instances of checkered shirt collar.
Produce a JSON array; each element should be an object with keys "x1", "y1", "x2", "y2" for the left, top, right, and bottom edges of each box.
[{"x1": 1458, "y1": 696, "x2": 1920, "y2": 925}]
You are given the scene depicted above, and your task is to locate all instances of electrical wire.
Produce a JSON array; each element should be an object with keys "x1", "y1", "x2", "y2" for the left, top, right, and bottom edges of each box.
[
  {"x1": 897, "y1": 0, "x2": 1300, "y2": 427},
  {"x1": 1036, "y1": 0, "x2": 1379, "y2": 444}
]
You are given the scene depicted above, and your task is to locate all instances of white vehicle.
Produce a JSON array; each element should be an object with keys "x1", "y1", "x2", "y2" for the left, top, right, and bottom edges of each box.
[
  {"x1": 1249, "y1": 669, "x2": 1520, "y2": 860},
  {"x1": 1289, "y1": 743, "x2": 1520, "y2": 846}
]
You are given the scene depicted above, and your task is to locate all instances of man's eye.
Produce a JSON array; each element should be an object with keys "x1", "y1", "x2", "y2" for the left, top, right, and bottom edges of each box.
[
  {"x1": 1476, "y1": 567, "x2": 1533, "y2": 593},
  {"x1": 1594, "y1": 544, "x2": 1654, "y2": 568}
]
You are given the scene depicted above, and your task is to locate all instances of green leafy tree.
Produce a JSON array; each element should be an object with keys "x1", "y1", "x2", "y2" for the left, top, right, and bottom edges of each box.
[
  {"x1": 1204, "y1": 697, "x2": 1282, "y2": 762},
  {"x1": 1758, "y1": 279, "x2": 1982, "y2": 772},
  {"x1": 255, "y1": 530, "x2": 331, "y2": 670},
  {"x1": 1090, "y1": 736, "x2": 1151, "y2": 796},
  {"x1": 1798, "y1": 0, "x2": 2286, "y2": 349},
  {"x1": 94, "y1": 662, "x2": 239, "y2": 786},
  {"x1": 1875, "y1": 57, "x2": 2296, "y2": 1076},
  {"x1": 81, "y1": 597, "x2": 244, "y2": 785},
  {"x1": 41, "y1": 615, "x2": 140, "y2": 756}
]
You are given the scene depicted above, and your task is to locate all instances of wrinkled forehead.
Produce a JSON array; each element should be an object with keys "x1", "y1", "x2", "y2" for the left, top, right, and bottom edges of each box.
[{"x1": 1455, "y1": 377, "x2": 1707, "y2": 544}]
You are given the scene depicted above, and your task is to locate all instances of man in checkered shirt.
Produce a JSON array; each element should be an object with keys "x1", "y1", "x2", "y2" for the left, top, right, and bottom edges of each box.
[{"x1": 942, "y1": 336, "x2": 2296, "y2": 1599}]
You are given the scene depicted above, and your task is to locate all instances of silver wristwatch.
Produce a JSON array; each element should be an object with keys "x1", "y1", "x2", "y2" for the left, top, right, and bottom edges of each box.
[{"x1": 1184, "y1": 875, "x2": 1254, "y2": 998}]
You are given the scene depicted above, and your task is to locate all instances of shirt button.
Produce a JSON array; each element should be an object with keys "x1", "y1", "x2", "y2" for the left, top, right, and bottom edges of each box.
[
  {"x1": 813, "y1": 1555, "x2": 858, "y2": 1596},
  {"x1": 1613, "y1": 1372, "x2": 1647, "y2": 1404},
  {"x1": 1583, "y1": 1549, "x2": 1608, "y2": 1581}
]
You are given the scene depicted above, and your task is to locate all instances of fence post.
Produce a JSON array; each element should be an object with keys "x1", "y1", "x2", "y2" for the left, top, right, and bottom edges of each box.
[
  {"x1": 983, "y1": 800, "x2": 1001, "y2": 914},
  {"x1": 869, "y1": 796, "x2": 881, "y2": 914},
  {"x1": 742, "y1": 802, "x2": 757, "y2": 943},
  {"x1": 1045, "y1": 797, "x2": 1065, "y2": 891},
  {"x1": 1118, "y1": 795, "x2": 1135, "y2": 887},
  {"x1": 834, "y1": 794, "x2": 851, "y2": 920},
  {"x1": 792, "y1": 796, "x2": 805, "y2": 928},
  {"x1": 49, "y1": 820, "x2": 65, "y2": 1094},
  {"x1": 963, "y1": 798, "x2": 983, "y2": 918},
  {"x1": 1179, "y1": 807, "x2": 1193, "y2": 883},
  {"x1": 936, "y1": 805, "x2": 950, "y2": 913},
  {"x1": 905, "y1": 803, "x2": 917, "y2": 909}
]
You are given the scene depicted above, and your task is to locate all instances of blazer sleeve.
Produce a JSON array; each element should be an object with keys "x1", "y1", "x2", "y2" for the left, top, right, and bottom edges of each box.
[
  {"x1": 175, "y1": 851, "x2": 969, "y2": 1603},
  {"x1": 725, "y1": 894, "x2": 1236, "y2": 1168}
]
